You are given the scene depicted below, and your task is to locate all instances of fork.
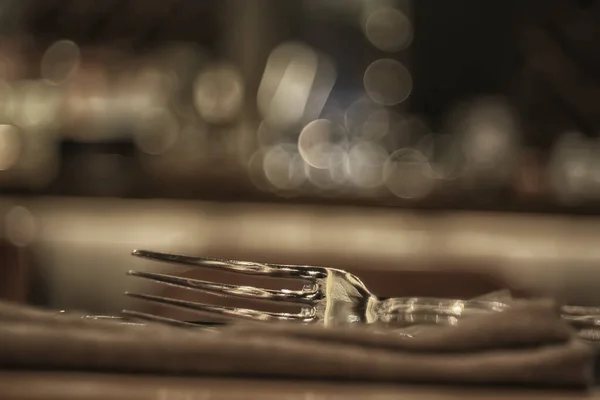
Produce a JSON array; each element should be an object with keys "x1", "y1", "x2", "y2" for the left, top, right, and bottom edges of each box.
[{"x1": 124, "y1": 249, "x2": 600, "y2": 332}]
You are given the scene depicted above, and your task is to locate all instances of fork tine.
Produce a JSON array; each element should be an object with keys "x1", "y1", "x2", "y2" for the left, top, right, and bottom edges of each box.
[
  {"x1": 121, "y1": 309, "x2": 201, "y2": 328},
  {"x1": 132, "y1": 249, "x2": 327, "y2": 279},
  {"x1": 127, "y1": 270, "x2": 319, "y2": 303},
  {"x1": 125, "y1": 292, "x2": 316, "y2": 322}
]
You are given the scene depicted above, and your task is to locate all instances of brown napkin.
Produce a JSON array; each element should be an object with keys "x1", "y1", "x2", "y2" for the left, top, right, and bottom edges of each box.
[{"x1": 0, "y1": 299, "x2": 593, "y2": 387}]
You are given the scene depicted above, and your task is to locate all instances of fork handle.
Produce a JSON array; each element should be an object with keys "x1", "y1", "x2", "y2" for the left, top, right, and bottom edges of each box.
[
  {"x1": 376, "y1": 297, "x2": 509, "y2": 325},
  {"x1": 376, "y1": 297, "x2": 600, "y2": 329}
]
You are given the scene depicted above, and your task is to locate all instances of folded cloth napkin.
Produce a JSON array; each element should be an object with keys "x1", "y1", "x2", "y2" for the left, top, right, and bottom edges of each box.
[{"x1": 0, "y1": 299, "x2": 593, "y2": 387}]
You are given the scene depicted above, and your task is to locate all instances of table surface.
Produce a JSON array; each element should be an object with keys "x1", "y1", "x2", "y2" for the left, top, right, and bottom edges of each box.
[{"x1": 0, "y1": 372, "x2": 597, "y2": 400}]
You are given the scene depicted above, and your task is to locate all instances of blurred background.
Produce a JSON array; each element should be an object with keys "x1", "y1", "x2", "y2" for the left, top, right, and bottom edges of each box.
[{"x1": 1, "y1": 0, "x2": 600, "y2": 317}]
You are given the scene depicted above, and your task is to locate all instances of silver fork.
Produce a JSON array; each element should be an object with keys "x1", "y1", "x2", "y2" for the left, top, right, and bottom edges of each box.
[{"x1": 124, "y1": 249, "x2": 600, "y2": 332}]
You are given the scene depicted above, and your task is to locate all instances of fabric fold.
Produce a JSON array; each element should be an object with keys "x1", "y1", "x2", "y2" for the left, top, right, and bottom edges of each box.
[{"x1": 0, "y1": 299, "x2": 594, "y2": 387}]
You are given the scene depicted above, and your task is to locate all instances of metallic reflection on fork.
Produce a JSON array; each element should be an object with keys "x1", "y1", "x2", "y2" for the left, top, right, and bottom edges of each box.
[{"x1": 124, "y1": 249, "x2": 600, "y2": 336}]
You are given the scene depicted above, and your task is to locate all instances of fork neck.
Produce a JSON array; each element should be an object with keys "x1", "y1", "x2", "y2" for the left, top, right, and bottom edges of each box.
[
  {"x1": 374, "y1": 297, "x2": 458, "y2": 325},
  {"x1": 374, "y1": 297, "x2": 505, "y2": 326},
  {"x1": 373, "y1": 297, "x2": 414, "y2": 324}
]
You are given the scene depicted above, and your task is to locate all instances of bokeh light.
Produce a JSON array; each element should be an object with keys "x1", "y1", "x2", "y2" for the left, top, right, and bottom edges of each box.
[
  {"x1": 4, "y1": 205, "x2": 37, "y2": 247},
  {"x1": 263, "y1": 144, "x2": 307, "y2": 191},
  {"x1": 383, "y1": 147, "x2": 435, "y2": 199},
  {"x1": 41, "y1": 40, "x2": 81, "y2": 84},
  {"x1": 7, "y1": 81, "x2": 63, "y2": 130},
  {"x1": 298, "y1": 119, "x2": 347, "y2": 169},
  {"x1": 548, "y1": 132, "x2": 593, "y2": 204},
  {"x1": 257, "y1": 42, "x2": 336, "y2": 130},
  {"x1": 133, "y1": 108, "x2": 180, "y2": 156},
  {"x1": 0, "y1": 124, "x2": 21, "y2": 171},
  {"x1": 363, "y1": 59, "x2": 412, "y2": 106},
  {"x1": 345, "y1": 140, "x2": 388, "y2": 189},
  {"x1": 364, "y1": 7, "x2": 413, "y2": 52},
  {"x1": 193, "y1": 63, "x2": 245, "y2": 124}
]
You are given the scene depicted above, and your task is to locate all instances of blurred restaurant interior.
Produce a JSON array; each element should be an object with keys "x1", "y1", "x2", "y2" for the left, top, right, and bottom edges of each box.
[{"x1": 2, "y1": 0, "x2": 600, "y2": 318}]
